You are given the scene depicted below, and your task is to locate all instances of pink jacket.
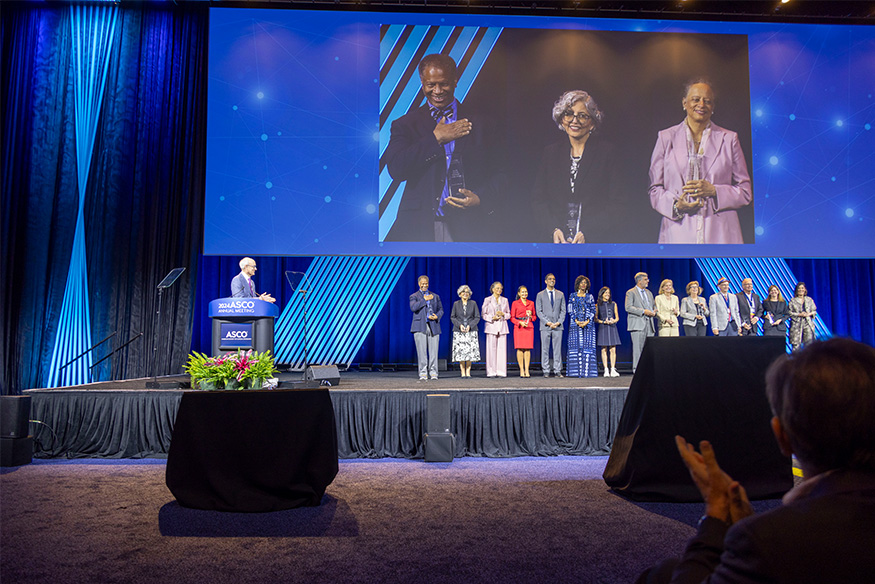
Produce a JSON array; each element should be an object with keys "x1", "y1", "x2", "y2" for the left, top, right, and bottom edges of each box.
[
  {"x1": 648, "y1": 121, "x2": 752, "y2": 244},
  {"x1": 482, "y1": 295, "x2": 510, "y2": 335}
]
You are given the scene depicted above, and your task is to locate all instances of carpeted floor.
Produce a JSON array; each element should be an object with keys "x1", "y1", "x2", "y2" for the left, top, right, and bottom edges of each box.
[{"x1": 0, "y1": 456, "x2": 782, "y2": 584}]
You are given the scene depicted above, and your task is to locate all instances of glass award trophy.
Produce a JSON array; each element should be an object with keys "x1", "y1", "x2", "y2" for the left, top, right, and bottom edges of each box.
[
  {"x1": 687, "y1": 153, "x2": 703, "y2": 182},
  {"x1": 448, "y1": 156, "x2": 466, "y2": 199},
  {"x1": 565, "y1": 202, "x2": 582, "y2": 242}
]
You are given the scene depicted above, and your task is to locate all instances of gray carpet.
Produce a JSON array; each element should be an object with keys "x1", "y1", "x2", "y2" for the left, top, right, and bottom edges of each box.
[{"x1": 1, "y1": 456, "x2": 782, "y2": 584}]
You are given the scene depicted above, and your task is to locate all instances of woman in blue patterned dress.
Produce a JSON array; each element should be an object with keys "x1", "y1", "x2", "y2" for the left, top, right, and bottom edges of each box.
[{"x1": 567, "y1": 275, "x2": 597, "y2": 377}]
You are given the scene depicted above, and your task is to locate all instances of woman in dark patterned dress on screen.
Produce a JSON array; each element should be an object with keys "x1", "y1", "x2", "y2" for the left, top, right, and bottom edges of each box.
[
  {"x1": 595, "y1": 286, "x2": 621, "y2": 377},
  {"x1": 567, "y1": 275, "x2": 597, "y2": 377}
]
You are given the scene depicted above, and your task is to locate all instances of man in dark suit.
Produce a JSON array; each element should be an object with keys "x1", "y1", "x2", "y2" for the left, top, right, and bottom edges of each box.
[
  {"x1": 637, "y1": 337, "x2": 875, "y2": 584},
  {"x1": 383, "y1": 54, "x2": 499, "y2": 242},
  {"x1": 230, "y1": 257, "x2": 275, "y2": 303},
  {"x1": 736, "y1": 277, "x2": 763, "y2": 336},
  {"x1": 409, "y1": 275, "x2": 443, "y2": 381}
]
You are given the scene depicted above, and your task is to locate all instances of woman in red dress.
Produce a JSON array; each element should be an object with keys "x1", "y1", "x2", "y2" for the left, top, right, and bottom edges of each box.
[{"x1": 510, "y1": 286, "x2": 537, "y2": 377}]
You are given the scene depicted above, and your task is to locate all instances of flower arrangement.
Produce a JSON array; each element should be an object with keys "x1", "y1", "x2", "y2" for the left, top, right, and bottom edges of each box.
[{"x1": 184, "y1": 349, "x2": 278, "y2": 390}]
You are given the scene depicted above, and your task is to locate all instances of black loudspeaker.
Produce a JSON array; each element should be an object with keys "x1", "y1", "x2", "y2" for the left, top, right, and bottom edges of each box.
[
  {"x1": 604, "y1": 337, "x2": 792, "y2": 502},
  {"x1": 424, "y1": 433, "x2": 455, "y2": 462},
  {"x1": 1, "y1": 437, "x2": 33, "y2": 467},
  {"x1": 305, "y1": 365, "x2": 340, "y2": 387},
  {"x1": 0, "y1": 395, "x2": 31, "y2": 438},
  {"x1": 426, "y1": 394, "x2": 451, "y2": 433},
  {"x1": 425, "y1": 394, "x2": 454, "y2": 462}
]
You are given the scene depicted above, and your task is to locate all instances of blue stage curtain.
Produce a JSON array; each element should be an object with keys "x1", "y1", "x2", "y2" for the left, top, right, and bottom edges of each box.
[
  {"x1": 786, "y1": 259, "x2": 875, "y2": 344},
  {"x1": 1, "y1": 4, "x2": 208, "y2": 393}
]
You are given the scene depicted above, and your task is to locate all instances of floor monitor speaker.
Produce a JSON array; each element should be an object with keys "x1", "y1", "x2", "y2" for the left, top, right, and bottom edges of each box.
[{"x1": 305, "y1": 365, "x2": 340, "y2": 387}]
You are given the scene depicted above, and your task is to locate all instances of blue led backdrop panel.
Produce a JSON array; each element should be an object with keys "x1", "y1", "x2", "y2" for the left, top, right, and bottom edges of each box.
[{"x1": 205, "y1": 9, "x2": 874, "y2": 258}]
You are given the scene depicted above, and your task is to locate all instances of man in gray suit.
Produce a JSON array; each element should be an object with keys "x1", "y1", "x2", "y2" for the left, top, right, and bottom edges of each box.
[
  {"x1": 536, "y1": 273, "x2": 566, "y2": 377},
  {"x1": 625, "y1": 272, "x2": 656, "y2": 373},
  {"x1": 709, "y1": 277, "x2": 742, "y2": 336}
]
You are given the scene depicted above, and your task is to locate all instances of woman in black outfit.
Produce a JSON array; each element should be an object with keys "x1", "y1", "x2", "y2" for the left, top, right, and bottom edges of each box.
[{"x1": 762, "y1": 284, "x2": 789, "y2": 337}]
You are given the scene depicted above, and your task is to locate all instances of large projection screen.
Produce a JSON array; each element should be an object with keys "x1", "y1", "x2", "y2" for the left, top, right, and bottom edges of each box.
[{"x1": 205, "y1": 8, "x2": 874, "y2": 257}]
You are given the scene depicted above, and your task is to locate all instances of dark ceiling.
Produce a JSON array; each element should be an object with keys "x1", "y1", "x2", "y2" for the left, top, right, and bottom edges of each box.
[{"x1": 206, "y1": 1, "x2": 874, "y2": 24}]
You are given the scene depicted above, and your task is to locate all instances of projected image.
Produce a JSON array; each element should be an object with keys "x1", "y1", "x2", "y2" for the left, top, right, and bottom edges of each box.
[
  {"x1": 206, "y1": 8, "x2": 875, "y2": 258},
  {"x1": 379, "y1": 27, "x2": 753, "y2": 244}
]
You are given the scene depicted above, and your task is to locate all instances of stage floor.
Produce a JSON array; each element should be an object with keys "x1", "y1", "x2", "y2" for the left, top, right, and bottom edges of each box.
[{"x1": 25, "y1": 369, "x2": 631, "y2": 393}]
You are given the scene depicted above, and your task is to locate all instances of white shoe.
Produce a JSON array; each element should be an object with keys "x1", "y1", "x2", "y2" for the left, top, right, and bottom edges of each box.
[
  {"x1": 610, "y1": 368, "x2": 620, "y2": 377},
  {"x1": 604, "y1": 369, "x2": 610, "y2": 377}
]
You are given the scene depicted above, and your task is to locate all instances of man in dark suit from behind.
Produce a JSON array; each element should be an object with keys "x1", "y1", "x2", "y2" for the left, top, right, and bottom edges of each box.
[{"x1": 637, "y1": 337, "x2": 875, "y2": 584}]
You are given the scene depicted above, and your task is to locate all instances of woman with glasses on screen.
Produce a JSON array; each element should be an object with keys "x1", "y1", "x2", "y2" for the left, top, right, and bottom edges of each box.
[
  {"x1": 532, "y1": 90, "x2": 614, "y2": 244},
  {"x1": 648, "y1": 79, "x2": 752, "y2": 244}
]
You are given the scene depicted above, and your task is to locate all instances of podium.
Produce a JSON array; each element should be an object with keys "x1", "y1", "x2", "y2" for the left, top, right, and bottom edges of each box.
[{"x1": 208, "y1": 298, "x2": 280, "y2": 356}]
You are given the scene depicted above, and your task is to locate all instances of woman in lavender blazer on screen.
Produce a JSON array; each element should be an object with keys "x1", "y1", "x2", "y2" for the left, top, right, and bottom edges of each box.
[{"x1": 648, "y1": 79, "x2": 752, "y2": 244}]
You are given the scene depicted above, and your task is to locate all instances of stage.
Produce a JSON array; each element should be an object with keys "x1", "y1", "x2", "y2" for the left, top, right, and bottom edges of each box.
[{"x1": 23, "y1": 371, "x2": 628, "y2": 460}]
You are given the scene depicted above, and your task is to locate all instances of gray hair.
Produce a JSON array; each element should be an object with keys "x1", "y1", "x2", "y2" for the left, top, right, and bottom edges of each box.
[
  {"x1": 490, "y1": 281, "x2": 503, "y2": 293},
  {"x1": 634, "y1": 272, "x2": 648, "y2": 284},
  {"x1": 239, "y1": 257, "x2": 255, "y2": 270},
  {"x1": 683, "y1": 77, "x2": 715, "y2": 99},
  {"x1": 457, "y1": 284, "x2": 472, "y2": 297},
  {"x1": 552, "y1": 90, "x2": 604, "y2": 131}
]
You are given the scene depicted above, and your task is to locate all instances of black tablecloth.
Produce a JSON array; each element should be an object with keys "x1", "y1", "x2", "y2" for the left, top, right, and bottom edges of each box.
[
  {"x1": 603, "y1": 337, "x2": 792, "y2": 502},
  {"x1": 165, "y1": 388, "x2": 338, "y2": 512}
]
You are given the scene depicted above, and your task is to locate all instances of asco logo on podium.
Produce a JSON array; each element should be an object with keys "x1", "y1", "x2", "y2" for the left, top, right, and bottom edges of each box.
[
  {"x1": 220, "y1": 323, "x2": 253, "y2": 348},
  {"x1": 215, "y1": 300, "x2": 257, "y2": 315}
]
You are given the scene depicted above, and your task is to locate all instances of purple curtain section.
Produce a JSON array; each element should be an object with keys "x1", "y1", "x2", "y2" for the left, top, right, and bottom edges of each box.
[{"x1": 1, "y1": 4, "x2": 208, "y2": 393}]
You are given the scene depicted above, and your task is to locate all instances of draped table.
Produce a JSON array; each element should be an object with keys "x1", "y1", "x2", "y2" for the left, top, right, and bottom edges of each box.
[{"x1": 166, "y1": 388, "x2": 338, "y2": 512}]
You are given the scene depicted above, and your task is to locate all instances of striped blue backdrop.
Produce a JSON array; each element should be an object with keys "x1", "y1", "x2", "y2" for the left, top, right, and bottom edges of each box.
[
  {"x1": 46, "y1": 4, "x2": 119, "y2": 387},
  {"x1": 274, "y1": 256, "x2": 410, "y2": 369}
]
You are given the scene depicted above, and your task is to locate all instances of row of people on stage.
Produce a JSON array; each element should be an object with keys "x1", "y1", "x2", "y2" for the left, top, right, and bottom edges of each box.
[{"x1": 410, "y1": 272, "x2": 818, "y2": 380}]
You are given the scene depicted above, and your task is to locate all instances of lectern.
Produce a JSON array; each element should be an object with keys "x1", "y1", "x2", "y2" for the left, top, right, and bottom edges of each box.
[{"x1": 208, "y1": 298, "x2": 280, "y2": 356}]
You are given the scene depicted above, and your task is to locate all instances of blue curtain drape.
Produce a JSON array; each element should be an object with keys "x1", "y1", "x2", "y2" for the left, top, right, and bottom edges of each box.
[{"x1": 1, "y1": 4, "x2": 208, "y2": 393}]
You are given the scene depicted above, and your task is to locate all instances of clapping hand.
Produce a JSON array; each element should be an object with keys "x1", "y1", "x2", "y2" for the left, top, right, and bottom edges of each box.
[{"x1": 675, "y1": 436, "x2": 753, "y2": 524}]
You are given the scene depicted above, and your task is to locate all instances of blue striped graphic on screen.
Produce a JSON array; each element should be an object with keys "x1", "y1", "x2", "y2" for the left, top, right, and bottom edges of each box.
[
  {"x1": 46, "y1": 5, "x2": 118, "y2": 387},
  {"x1": 378, "y1": 25, "x2": 503, "y2": 240},
  {"x1": 274, "y1": 256, "x2": 410, "y2": 369},
  {"x1": 695, "y1": 258, "x2": 831, "y2": 348}
]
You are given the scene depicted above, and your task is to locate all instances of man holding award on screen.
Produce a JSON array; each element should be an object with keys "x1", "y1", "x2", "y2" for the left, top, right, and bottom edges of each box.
[{"x1": 384, "y1": 54, "x2": 499, "y2": 242}]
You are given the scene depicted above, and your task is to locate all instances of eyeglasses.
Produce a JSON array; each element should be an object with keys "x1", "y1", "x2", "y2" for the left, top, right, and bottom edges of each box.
[{"x1": 562, "y1": 111, "x2": 592, "y2": 123}]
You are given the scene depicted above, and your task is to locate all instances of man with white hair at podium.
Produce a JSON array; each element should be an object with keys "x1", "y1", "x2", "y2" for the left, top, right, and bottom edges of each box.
[{"x1": 231, "y1": 257, "x2": 275, "y2": 303}]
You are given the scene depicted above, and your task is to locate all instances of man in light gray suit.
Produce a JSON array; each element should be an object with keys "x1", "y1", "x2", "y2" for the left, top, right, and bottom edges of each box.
[
  {"x1": 536, "y1": 273, "x2": 566, "y2": 377},
  {"x1": 709, "y1": 277, "x2": 742, "y2": 336},
  {"x1": 625, "y1": 272, "x2": 656, "y2": 373}
]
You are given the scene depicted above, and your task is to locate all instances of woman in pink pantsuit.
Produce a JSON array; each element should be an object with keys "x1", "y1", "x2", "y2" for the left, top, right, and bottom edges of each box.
[
  {"x1": 648, "y1": 80, "x2": 752, "y2": 244},
  {"x1": 482, "y1": 281, "x2": 510, "y2": 378}
]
